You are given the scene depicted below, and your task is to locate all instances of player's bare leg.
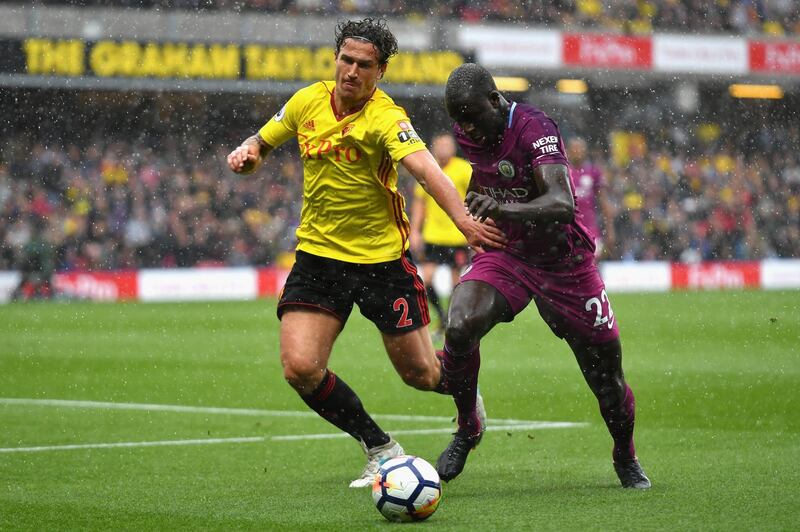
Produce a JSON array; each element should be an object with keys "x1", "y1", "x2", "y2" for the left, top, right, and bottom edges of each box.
[
  {"x1": 383, "y1": 323, "x2": 486, "y2": 432},
  {"x1": 280, "y1": 309, "x2": 339, "y2": 394},
  {"x1": 281, "y1": 309, "x2": 400, "y2": 487},
  {"x1": 436, "y1": 280, "x2": 510, "y2": 481},
  {"x1": 568, "y1": 336, "x2": 651, "y2": 489},
  {"x1": 382, "y1": 326, "x2": 441, "y2": 391}
]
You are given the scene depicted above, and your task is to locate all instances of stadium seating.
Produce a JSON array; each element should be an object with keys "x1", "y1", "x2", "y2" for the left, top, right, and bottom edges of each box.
[
  {"x1": 30, "y1": 0, "x2": 800, "y2": 37},
  {"x1": 2, "y1": 114, "x2": 798, "y2": 272}
]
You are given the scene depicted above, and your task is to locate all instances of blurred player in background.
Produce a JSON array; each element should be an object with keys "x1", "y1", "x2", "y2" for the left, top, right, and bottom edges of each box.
[
  {"x1": 410, "y1": 133, "x2": 471, "y2": 341},
  {"x1": 226, "y1": 19, "x2": 504, "y2": 488},
  {"x1": 435, "y1": 63, "x2": 650, "y2": 489},
  {"x1": 11, "y1": 217, "x2": 55, "y2": 301},
  {"x1": 567, "y1": 137, "x2": 616, "y2": 258}
]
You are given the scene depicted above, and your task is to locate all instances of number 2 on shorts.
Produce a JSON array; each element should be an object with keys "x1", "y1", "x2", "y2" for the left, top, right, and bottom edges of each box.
[{"x1": 393, "y1": 297, "x2": 413, "y2": 328}]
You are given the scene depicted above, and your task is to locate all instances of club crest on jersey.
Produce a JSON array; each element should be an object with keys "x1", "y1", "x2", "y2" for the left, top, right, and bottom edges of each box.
[
  {"x1": 498, "y1": 160, "x2": 515, "y2": 179},
  {"x1": 273, "y1": 104, "x2": 287, "y2": 122}
]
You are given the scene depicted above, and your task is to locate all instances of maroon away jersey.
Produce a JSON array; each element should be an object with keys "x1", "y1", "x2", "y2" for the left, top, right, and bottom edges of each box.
[{"x1": 454, "y1": 102, "x2": 595, "y2": 268}]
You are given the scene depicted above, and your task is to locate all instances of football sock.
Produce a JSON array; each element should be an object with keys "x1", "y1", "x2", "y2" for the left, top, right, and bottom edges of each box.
[
  {"x1": 300, "y1": 369, "x2": 390, "y2": 449},
  {"x1": 442, "y1": 341, "x2": 482, "y2": 436},
  {"x1": 600, "y1": 383, "x2": 637, "y2": 463},
  {"x1": 426, "y1": 286, "x2": 446, "y2": 324},
  {"x1": 432, "y1": 350, "x2": 450, "y2": 395}
]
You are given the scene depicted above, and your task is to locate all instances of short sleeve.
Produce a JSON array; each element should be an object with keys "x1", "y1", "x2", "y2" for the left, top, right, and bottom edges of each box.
[
  {"x1": 521, "y1": 117, "x2": 568, "y2": 169},
  {"x1": 258, "y1": 92, "x2": 302, "y2": 148},
  {"x1": 376, "y1": 105, "x2": 428, "y2": 162}
]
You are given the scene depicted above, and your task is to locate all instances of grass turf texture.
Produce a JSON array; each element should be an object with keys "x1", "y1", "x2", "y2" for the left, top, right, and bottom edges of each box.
[{"x1": 1, "y1": 291, "x2": 798, "y2": 530}]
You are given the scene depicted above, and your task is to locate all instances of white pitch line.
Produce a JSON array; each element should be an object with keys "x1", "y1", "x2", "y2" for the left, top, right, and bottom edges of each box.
[
  {"x1": 0, "y1": 397, "x2": 539, "y2": 425},
  {"x1": 0, "y1": 436, "x2": 265, "y2": 454},
  {"x1": 271, "y1": 422, "x2": 585, "y2": 441},
  {"x1": 0, "y1": 398, "x2": 586, "y2": 454},
  {"x1": 0, "y1": 422, "x2": 585, "y2": 453}
]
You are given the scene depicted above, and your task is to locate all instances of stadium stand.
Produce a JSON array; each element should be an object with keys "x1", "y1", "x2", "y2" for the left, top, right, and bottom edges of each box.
[
  {"x1": 1, "y1": 85, "x2": 798, "y2": 274},
  {"x1": 28, "y1": 0, "x2": 800, "y2": 36},
  {"x1": 1, "y1": 2, "x2": 798, "y2": 286}
]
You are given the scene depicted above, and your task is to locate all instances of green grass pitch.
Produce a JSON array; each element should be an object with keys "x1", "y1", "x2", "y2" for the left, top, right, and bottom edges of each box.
[{"x1": 1, "y1": 291, "x2": 798, "y2": 530}]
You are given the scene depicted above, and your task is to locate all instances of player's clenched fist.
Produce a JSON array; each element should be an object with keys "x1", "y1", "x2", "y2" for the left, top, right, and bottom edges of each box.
[
  {"x1": 465, "y1": 191, "x2": 501, "y2": 222},
  {"x1": 227, "y1": 144, "x2": 259, "y2": 174}
]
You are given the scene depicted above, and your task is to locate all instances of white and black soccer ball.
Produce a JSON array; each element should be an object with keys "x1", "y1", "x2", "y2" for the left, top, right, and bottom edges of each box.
[{"x1": 371, "y1": 455, "x2": 442, "y2": 522}]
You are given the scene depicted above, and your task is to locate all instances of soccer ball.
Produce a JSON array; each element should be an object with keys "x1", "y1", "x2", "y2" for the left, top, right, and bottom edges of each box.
[{"x1": 371, "y1": 455, "x2": 442, "y2": 522}]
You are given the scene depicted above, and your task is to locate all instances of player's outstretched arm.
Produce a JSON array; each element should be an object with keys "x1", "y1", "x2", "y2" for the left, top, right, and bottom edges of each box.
[
  {"x1": 401, "y1": 150, "x2": 507, "y2": 252},
  {"x1": 466, "y1": 163, "x2": 574, "y2": 224},
  {"x1": 227, "y1": 134, "x2": 274, "y2": 175},
  {"x1": 408, "y1": 193, "x2": 426, "y2": 259}
]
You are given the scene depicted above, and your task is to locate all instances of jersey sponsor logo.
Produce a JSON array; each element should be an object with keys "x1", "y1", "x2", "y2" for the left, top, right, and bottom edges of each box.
[
  {"x1": 532, "y1": 135, "x2": 559, "y2": 156},
  {"x1": 532, "y1": 135, "x2": 558, "y2": 149},
  {"x1": 302, "y1": 119, "x2": 316, "y2": 131},
  {"x1": 497, "y1": 160, "x2": 515, "y2": 179},
  {"x1": 297, "y1": 135, "x2": 362, "y2": 162},
  {"x1": 273, "y1": 103, "x2": 287, "y2": 122},
  {"x1": 478, "y1": 185, "x2": 529, "y2": 201}
]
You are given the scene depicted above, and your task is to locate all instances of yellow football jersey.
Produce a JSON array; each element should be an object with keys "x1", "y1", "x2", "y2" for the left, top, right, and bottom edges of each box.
[
  {"x1": 414, "y1": 156, "x2": 472, "y2": 247},
  {"x1": 259, "y1": 81, "x2": 427, "y2": 263}
]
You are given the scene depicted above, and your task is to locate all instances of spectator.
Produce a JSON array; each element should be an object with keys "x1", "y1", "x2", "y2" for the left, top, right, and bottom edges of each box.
[{"x1": 30, "y1": 0, "x2": 800, "y2": 36}]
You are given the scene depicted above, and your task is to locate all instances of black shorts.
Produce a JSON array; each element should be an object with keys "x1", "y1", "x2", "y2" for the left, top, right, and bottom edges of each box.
[
  {"x1": 423, "y1": 243, "x2": 469, "y2": 268},
  {"x1": 278, "y1": 250, "x2": 430, "y2": 334}
]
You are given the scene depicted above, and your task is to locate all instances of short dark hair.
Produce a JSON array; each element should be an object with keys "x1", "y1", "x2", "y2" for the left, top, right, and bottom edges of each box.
[
  {"x1": 445, "y1": 63, "x2": 497, "y2": 103},
  {"x1": 335, "y1": 18, "x2": 398, "y2": 65}
]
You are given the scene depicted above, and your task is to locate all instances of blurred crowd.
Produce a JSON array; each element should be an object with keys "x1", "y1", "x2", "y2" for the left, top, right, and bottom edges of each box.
[
  {"x1": 601, "y1": 132, "x2": 800, "y2": 262},
  {"x1": 2, "y1": 118, "x2": 799, "y2": 277},
  {"x1": 0, "y1": 137, "x2": 302, "y2": 274},
  {"x1": 32, "y1": 0, "x2": 800, "y2": 37}
]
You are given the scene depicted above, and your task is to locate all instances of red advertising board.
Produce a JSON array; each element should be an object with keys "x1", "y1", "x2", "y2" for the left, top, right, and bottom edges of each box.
[
  {"x1": 563, "y1": 33, "x2": 652, "y2": 69},
  {"x1": 53, "y1": 271, "x2": 138, "y2": 301},
  {"x1": 750, "y1": 40, "x2": 800, "y2": 74},
  {"x1": 257, "y1": 267, "x2": 290, "y2": 298},
  {"x1": 671, "y1": 262, "x2": 760, "y2": 290}
]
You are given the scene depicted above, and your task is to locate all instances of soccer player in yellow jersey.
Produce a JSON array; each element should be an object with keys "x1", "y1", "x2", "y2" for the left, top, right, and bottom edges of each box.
[
  {"x1": 410, "y1": 133, "x2": 472, "y2": 339},
  {"x1": 226, "y1": 18, "x2": 506, "y2": 488}
]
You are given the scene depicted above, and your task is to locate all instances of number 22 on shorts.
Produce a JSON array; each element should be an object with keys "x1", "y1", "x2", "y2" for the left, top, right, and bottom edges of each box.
[{"x1": 585, "y1": 289, "x2": 615, "y2": 329}]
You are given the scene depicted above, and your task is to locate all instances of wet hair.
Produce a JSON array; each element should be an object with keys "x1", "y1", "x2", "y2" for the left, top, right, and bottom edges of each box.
[
  {"x1": 445, "y1": 63, "x2": 497, "y2": 104},
  {"x1": 335, "y1": 18, "x2": 398, "y2": 65}
]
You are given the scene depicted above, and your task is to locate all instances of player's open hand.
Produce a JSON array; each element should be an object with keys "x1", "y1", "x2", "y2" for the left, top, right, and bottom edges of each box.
[
  {"x1": 227, "y1": 145, "x2": 258, "y2": 174},
  {"x1": 461, "y1": 216, "x2": 507, "y2": 253},
  {"x1": 465, "y1": 191, "x2": 501, "y2": 223}
]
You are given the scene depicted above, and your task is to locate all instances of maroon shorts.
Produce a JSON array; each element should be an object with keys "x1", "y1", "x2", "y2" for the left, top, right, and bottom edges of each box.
[{"x1": 461, "y1": 251, "x2": 620, "y2": 344}]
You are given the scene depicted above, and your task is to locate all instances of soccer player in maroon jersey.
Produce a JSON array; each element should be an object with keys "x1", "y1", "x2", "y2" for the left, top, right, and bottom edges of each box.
[
  {"x1": 567, "y1": 136, "x2": 616, "y2": 258},
  {"x1": 435, "y1": 63, "x2": 650, "y2": 489}
]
